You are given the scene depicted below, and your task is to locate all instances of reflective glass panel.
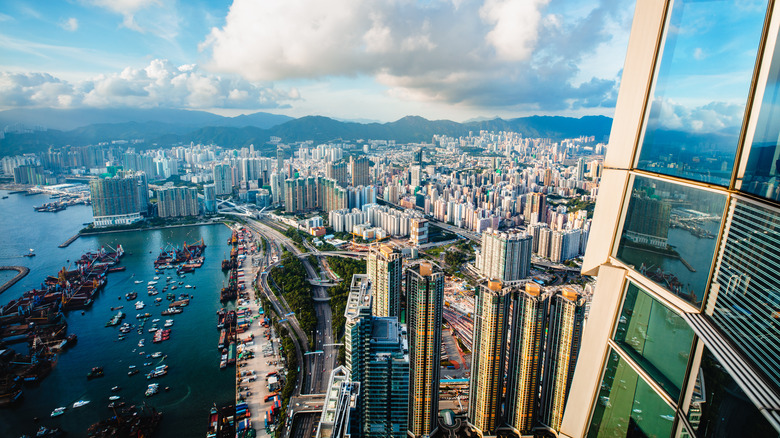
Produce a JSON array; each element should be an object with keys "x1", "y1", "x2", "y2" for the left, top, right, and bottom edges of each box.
[
  {"x1": 686, "y1": 347, "x2": 777, "y2": 437},
  {"x1": 637, "y1": 0, "x2": 767, "y2": 186},
  {"x1": 614, "y1": 283, "x2": 694, "y2": 401},
  {"x1": 588, "y1": 349, "x2": 675, "y2": 438},
  {"x1": 616, "y1": 176, "x2": 726, "y2": 306},
  {"x1": 742, "y1": 24, "x2": 780, "y2": 201},
  {"x1": 711, "y1": 199, "x2": 780, "y2": 390}
]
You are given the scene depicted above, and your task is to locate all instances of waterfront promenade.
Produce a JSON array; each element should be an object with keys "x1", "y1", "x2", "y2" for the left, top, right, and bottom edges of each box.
[{"x1": 235, "y1": 228, "x2": 287, "y2": 437}]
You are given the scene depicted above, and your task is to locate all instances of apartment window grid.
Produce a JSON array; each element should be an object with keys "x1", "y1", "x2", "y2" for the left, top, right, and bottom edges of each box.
[{"x1": 582, "y1": 1, "x2": 780, "y2": 435}]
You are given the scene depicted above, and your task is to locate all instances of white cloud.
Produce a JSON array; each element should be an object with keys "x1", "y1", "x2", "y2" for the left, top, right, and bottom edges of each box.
[
  {"x1": 0, "y1": 60, "x2": 299, "y2": 110},
  {"x1": 87, "y1": 0, "x2": 158, "y2": 31},
  {"x1": 480, "y1": 0, "x2": 550, "y2": 61},
  {"x1": 202, "y1": 0, "x2": 633, "y2": 112},
  {"x1": 60, "y1": 17, "x2": 79, "y2": 32},
  {"x1": 648, "y1": 98, "x2": 745, "y2": 133}
]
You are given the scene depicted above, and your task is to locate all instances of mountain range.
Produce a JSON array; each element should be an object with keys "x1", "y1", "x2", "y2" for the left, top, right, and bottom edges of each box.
[{"x1": 0, "y1": 108, "x2": 613, "y2": 157}]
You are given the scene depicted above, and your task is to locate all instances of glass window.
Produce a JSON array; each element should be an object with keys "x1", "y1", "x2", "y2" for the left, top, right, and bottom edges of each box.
[
  {"x1": 636, "y1": 0, "x2": 767, "y2": 186},
  {"x1": 742, "y1": 23, "x2": 780, "y2": 201},
  {"x1": 615, "y1": 176, "x2": 727, "y2": 306},
  {"x1": 711, "y1": 199, "x2": 780, "y2": 390},
  {"x1": 614, "y1": 283, "x2": 694, "y2": 401},
  {"x1": 588, "y1": 349, "x2": 675, "y2": 438},
  {"x1": 685, "y1": 347, "x2": 778, "y2": 437}
]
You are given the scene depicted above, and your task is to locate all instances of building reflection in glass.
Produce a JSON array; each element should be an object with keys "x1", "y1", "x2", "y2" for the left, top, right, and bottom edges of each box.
[{"x1": 616, "y1": 176, "x2": 726, "y2": 307}]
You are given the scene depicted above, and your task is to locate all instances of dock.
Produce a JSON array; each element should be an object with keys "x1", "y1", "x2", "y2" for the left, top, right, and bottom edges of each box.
[
  {"x1": 0, "y1": 266, "x2": 30, "y2": 295},
  {"x1": 235, "y1": 233, "x2": 286, "y2": 436},
  {"x1": 59, "y1": 233, "x2": 80, "y2": 248}
]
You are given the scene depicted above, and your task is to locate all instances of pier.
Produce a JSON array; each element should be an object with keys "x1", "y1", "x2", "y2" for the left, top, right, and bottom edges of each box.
[
  {"x1": 0, "y1": 266, "x2": 29, "y2": 295},
  {"x1": 58, "y1": 233, "x2": 80, "y2": 248}
]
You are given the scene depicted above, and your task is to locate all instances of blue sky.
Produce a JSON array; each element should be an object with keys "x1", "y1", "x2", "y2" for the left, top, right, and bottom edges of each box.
[{"x1": 0, "y1": 0, "x2": 636, "y2": 122}]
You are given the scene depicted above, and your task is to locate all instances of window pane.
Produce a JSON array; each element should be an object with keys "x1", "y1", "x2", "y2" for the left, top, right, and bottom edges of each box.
[
  {"x1": 588, "y1": 349, "x2": 675, "y2": 438},
  {"x1": 636, "y1": 0, "x2": 767, "y2": 186},
  {"x1": 686, "y1": 347, "x2": 777, "y2": 437},
  {"x1": 711, "y1": 199, "x2": 780, "y2": 390},
  {"x1": 616, "y1": 176, "x2": 726, "y2": 306},
  {"x1": 614, "y1": 283, "x2": 694, "y2": 401},
  {"x1": 742, "y1": 24, "x2": 780, "y2": 201}
]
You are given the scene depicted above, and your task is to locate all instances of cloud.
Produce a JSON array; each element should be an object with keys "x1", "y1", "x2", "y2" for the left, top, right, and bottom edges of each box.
[
  {"x1": 85, "y1": 0, "x2": 180, "y2": 42},
  {"x1": 647, "y1": 98, "x2": 745, "y2": 133},
  {"x1": 0, "y1": 59, "x2": 299, "y2": 110},
  {"x1": 60, "y1": 17, "x2": 79, "y2": 32},
  {"x1": 202, "y1": 0, "x2": 633, "y2": 113}
]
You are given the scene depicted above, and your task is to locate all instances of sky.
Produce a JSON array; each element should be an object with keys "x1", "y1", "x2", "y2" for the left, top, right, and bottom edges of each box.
[{"x1": 0, "y1": 0, "x2": 638, "y2": 123}]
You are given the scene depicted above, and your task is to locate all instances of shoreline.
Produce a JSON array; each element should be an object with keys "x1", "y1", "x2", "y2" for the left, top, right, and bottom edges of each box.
[
  {"x1": 79, "y1": 221, "x2": 230, "y2": 236},
  {"x1": 0, "y1": 266, "x2": 30, "y2": 296}
]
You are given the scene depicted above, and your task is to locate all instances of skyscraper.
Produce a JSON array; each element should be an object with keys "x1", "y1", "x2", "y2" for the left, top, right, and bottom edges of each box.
[
  {"x1": 213, "y1": 163, "x2": 232, "y2": 196},
  {"x1": 476, "y1": 228, "x2": 533, "y2": 281},
  {"x1": 560, "y1": 2, "x2": 780, "y2": 437},
  {"x1": 203, "y1": 184, "x2": 217, "y2": 214},
  {"x1": 156, "y1": 186, "x2": 199, "y2": 218},
  {"x1": 366, "y1": 244, "x2": 402, "y2": 318},
  {"x1": 350, "y1": 156, "x2": 370, "y2": 187},
  {"x1": 539, "y1": 288, "x2": 584, "y2": 431},
  {"x1": 89, "y1": 174, "x2": 146, "y2": 227},
  {"x1": 327, "y1": 160, "x2": 350, "y2": 188},
  {"x1": 504, "y1": 284, "x2": 545, "y2": 435},
  {"x1": 468, "y1": 280, "x2": 512, "y2": 435},
  {"x1": 405, "y1": 262, "x2": 443, "y2": 438},
  {"x1": 344, "y1": 275, "x2": 409, "y2": 438}
]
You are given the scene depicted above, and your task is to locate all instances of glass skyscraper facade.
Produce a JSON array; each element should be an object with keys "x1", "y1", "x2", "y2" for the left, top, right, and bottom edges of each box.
[{"x1": 561, "y1": 1, "x2": 780, "y2": 437}]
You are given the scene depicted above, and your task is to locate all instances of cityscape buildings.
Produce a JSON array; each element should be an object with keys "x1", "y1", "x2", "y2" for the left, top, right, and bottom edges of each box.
[
  {"x1": 344, "y1": 275, "x2": 409, "y2": 438},
  {"x1": 405, "y1": 262, "x2": 444, "y2": 438},
  {"x1": 475, "y1": 228, "x2": 533, "y2": 281},
  {"x1": 366, "y1": 244, "x2": 402, "y2": 318},
  {"x1": 156, "y1": 186, "x2": 199, "y2": 218},
  {"x1": 88, "y1": 173, "x2": 147, "y2": 227}
]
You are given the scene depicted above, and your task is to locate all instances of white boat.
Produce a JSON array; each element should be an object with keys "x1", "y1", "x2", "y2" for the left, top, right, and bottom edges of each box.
[
  {"x1": 135, "y1": 301, "x2": 145, "y2": 310},
  {"x1": 151, "y1": 352, "x2": 162, "y2": 358},
  {"x1": 72, "y1": 400, "x2": 90, "y2": 408},
  {"x1": 153, "y1": 277, "x2": 160, "y2": 280},
  {"x1": 148, "y1": 281, "x2": 158, "y2": 285},
  {"x1": 109, "y1": 396, "x2": 120, "y2": 401},
  {"x1": 51, "y1": 407, "x2": 66, "y2": 417},
  {"x1": 145, "y1": 383, "x2": 160, "y2": 397},
  {"x1": 164, "y1": 320, "x2": 173, "y2": 327},
  {"x1": 138, "y1": 339, "x2": 145, "y2": 347},
  {"x1": 134, "y1": 280, "x2": 143, "y2": 284},
  {"x1": 185, "y1": 285, "x2": 192, "y2": 289},
  {"x1": 152, "y1": 319, "x2": 160, "y2": 323}
]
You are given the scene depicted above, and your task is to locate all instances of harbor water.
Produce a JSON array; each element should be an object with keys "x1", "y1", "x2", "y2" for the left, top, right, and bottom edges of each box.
[{"x1": 0, "y1": 190, "x2": 235, "y2": 437}]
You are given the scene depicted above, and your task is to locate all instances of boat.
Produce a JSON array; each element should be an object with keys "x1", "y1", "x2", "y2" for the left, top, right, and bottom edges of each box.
[
  {"x1": 185, "y1": 285, "x2": 192, "y2": 289},
  {"x1": 151, "y1": 352, "x2": 162, "y2": 358},
  {"x1": 134, "y1": 280, "x2": 143, "y2": 284},
  {"x1": 145, "y1": 383, "x2": 160, "y2": 397},
  {"x1": 128, "y1": 369, "x2": 139, "y2": 376},
  {"x1": 135, "y1": 301, "x2": 145, "y2": 310},
  {"x1": 73, "y1": 400, "x2": 90, "y2": 408},
  {"x1": 125, "y1": 291, "x2": 138, "y2": 300},
  {"x1": 51, "y1": 407, "x2": 66, "y2": 417},
  {"x1": 207, "y1": 404, "x2": 219, "y2": 437},
  {"x1": 87, "y1": 367, "x2": 104, "y2": 379},
  {"x1": 148, "y1": 281, "x2": 158, "y2": 285},
  {"x1": 111, "y1": 385, "x2": 121, "y2": 392},
  {"x1": 109, "y1": 395, "x2": 120, "y2": 401},
  {"x1": 138, "y1": 339, "x2": 145, "y2": 347},
  {"x1": 23, "y1": 248, "x2": 36, "y2": 257},
  {"x1": 164, "y1": 319, "x2": 173, "y2": 328}
]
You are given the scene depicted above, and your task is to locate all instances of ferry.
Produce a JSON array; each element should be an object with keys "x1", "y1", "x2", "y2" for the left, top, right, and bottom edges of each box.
[
  {"x1": 72, "y1": 400, "x2": 90, "y2": 408},
  {"x1": 145, "y1": 383, "x2": 160, "y2": 397}
]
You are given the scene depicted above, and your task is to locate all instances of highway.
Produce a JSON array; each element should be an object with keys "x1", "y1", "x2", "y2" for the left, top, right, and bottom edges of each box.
[{"x1": 245, "y1": 218, "x2": 340, "y2": 438}]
